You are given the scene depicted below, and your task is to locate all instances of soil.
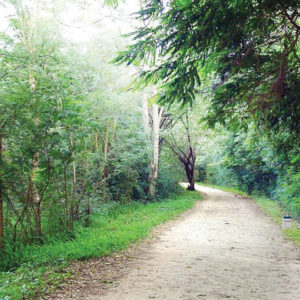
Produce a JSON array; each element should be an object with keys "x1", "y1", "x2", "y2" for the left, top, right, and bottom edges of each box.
[{"x1": 49, "y1": 184, "x2": 300, "y2": 300}]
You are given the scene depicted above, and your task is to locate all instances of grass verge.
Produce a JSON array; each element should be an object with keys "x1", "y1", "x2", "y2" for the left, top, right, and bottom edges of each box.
[
  {"x1": 0, "y1": 190, "x2": 201, "y2": 299},
  {"x1": 254, "y1": 196, "x2": 300, "y2": 246},
  {"x1": 197, "y1": 182, "x2": 300, "y2": 247}
]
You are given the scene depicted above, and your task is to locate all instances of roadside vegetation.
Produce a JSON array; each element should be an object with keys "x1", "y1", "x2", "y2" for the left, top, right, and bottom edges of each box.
[
  {"x1": 254, "y1": 196, "x2": 300, "y2": 246},
  {"x1": 1, "y1": 0, "x2": 299, "y2": 299},
  {"x1": 0, "y1": 190, "x2": 200, "y2": 299}
]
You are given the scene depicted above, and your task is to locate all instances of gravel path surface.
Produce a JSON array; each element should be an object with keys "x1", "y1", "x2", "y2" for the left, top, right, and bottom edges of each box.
[{"x1": 56, "y1": 185, "x2": 300, "y2": 299}]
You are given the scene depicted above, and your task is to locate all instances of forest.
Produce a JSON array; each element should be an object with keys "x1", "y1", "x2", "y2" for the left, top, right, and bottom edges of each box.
[{"x1": 0, "y1": 0, "x2": 299, "y2": 298}]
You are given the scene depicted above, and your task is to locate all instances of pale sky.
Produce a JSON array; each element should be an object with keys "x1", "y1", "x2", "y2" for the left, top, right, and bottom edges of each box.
[
  {"x1": 0, "y1": 2, "x2": 14, "y2": 33},
  {"x1": 59, "y1": 0, "x2": 140, "y2": 43},
  {"x1": 0, "y1": 0, "x2": 140, "y2": 44}
]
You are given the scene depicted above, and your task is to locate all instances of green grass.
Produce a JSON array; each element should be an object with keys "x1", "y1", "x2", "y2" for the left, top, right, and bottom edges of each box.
[
  {"x1": 254, "y1": 196, "x2": 300, "y2": 245},
  {"x1": 0, "y1": 190, "x2": 201, "y2": 299},
  {"x1": 254, "y1": 196, "x2": 283, "y2": 223},
  {"x1": 0, "y1": 260, "x2": 72, "y2": 300},
  {"x1": 197, "y1": 182, "x2": 300, "y2": 247}
]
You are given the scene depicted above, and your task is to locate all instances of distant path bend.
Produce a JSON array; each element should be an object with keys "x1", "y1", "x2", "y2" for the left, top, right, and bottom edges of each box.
[{"x1": 85, "y1": 184, "x2": 300, "y2": 300}]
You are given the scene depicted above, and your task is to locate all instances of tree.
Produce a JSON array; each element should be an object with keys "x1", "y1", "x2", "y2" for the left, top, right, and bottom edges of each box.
[
  {"x1": 0, "y1": 0, "x2": 91, "y2": 248},
  {"x1": 114, "y1": 0, "x2": 300, "y2": 213},
  {"x1": 164, "y1": 108, "x2": 199, "y2": 191},
  {"x1": 114, "y1": 0, "x2": 300, "y2": 139},
  {"x1": 0, "y1": 0, "x2": 188, "y2": 263},
  {"x1": 142, "y1": 92, "x2": 167, "y2": 199}
]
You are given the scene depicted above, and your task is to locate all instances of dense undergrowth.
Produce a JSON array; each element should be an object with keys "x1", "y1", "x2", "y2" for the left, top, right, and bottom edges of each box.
[{"x1": 0, "y1": 190, "x2": 200, "y2": 299}]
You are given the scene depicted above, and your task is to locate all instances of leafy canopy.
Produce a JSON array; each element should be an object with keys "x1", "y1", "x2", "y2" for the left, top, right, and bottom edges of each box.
[{"x1": 114, "y1": 0, "x2": 299, "y2": 136}]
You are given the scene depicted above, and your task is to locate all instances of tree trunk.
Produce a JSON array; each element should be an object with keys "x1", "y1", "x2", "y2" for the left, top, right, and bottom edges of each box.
[
  {"x1": 102, "y1": 120, "x2": 110, "y2": 203},
  {"x1": 29, "y1": 152, "x2": 43, "y2": 243},
  {"x1": 70, "y1": 136, "x2": 76, "y2": 200},
  {"x1": 184, "y1": 160, "x2": 195, "y2": 191},
  {"x1": 142, "y1": 94, "x2": 164, "y2": 199},
  {"x1": 180, "y1": 145, "x2": 196, "y2": 191},
  {"x1": 149, "y1": 104, "x2": 160, "y2": 199},
  {"x1": 70, "y1": 135, "x2": 76, "y2": 227},
  {"x1": 142, "y1": 94, "x2": 151, "y2": 196},
  {"x1": 28, "y1": 55, "x2": 43, "y2": 242}
]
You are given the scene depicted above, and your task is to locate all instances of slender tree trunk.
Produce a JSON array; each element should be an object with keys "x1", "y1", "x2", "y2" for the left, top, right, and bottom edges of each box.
[
  {"x1": 190, "y1": 164, "x2": 195, "y2": 190},
  {"x1": 142, "y1": 94, "x2": 152, "y2": 196},
  {"x1": 63, "y1": 163, "x2": 69, "y2": 226},
  {"x1": 102, "y1": 120, "x2": 110, "y2": 203},
  {"x1": 103, "y1": 121, "x2": 109, "y2": 160},
  {"x1": 149, "y1": 104, "x2": 160, "y2": 198},
  {"x1": 27, "y1": 42, "x2": 43, "y2": 242},
  {"x1": 142, "y1": 94, "x2": 164, "y2": 199},
  {"x1": 184, "y1": 160, "x2": 195, "y2": 191},
  {"x1": 179, "y1": 146, "x2": 196, "y2": 191},
  {"x1": 29, "y1": 152, "x2": 43, "y2": 243},
  {"x1": 95, "y1": 132, "x2": 99, "y2": 152},
  {"x1": 70, "y1": 135, "x2": 76, "y2": 226},
  {"x1": 28, "y1": 74, "x2": 43, "y2": 243},
  {"x1": 94, "y1": 131, "x2": 101, "y2": 191},
  {"x1": 0, "y1": 128, "x2": 3, "y2": 249},
  {"x1": 70, "y1": 137, "x2": 77, "y2": 194}
]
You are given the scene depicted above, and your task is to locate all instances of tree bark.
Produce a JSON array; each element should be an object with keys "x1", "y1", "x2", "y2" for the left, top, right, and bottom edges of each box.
[
  {"x1": 142, "y1": 94, "x2": 165, "y2": 199},
  {"x1": 102, "y1": 120, "x2": 110, "y2": 203},
  {"x1": 70, "y1": 135, "x2": 76, "y2": 200},
  {"x1": 177, "y1": 145, "x2": 196, "y2": 191},
  {"x1": 183, "y1": 158, "x2": 195, "y2": 191},
  {"x1": 149, "y1": 104, "x2": 160, "y2": 199},
  {"x1": 70, "y1": 135, "x2": 77, "y2": 226},
  {"x1": 29, "y1": 152, "x2": 43, "y2": 243}
]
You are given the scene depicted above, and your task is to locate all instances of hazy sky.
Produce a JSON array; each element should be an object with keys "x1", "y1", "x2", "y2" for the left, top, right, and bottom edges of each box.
[
  {"x1": 0, "y1": 2, "x2": 14, "y2": 32},
  {"x1": 0, "y1": 0, "x2": 140, "y2": 43},
  {"x1": 60, "y1": 1, "x2": 140, "y2": 43}
]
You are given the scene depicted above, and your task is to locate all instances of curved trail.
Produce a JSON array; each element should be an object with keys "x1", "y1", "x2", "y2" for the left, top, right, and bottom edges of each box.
[{"x1": 83, "y1": 185, "x2": 300, "y2": 299}]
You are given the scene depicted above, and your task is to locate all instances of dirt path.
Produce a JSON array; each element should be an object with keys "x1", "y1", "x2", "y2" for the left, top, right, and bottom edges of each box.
[{"x1": 56, "y1": 185, "x2": 300, "y2": 299}]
